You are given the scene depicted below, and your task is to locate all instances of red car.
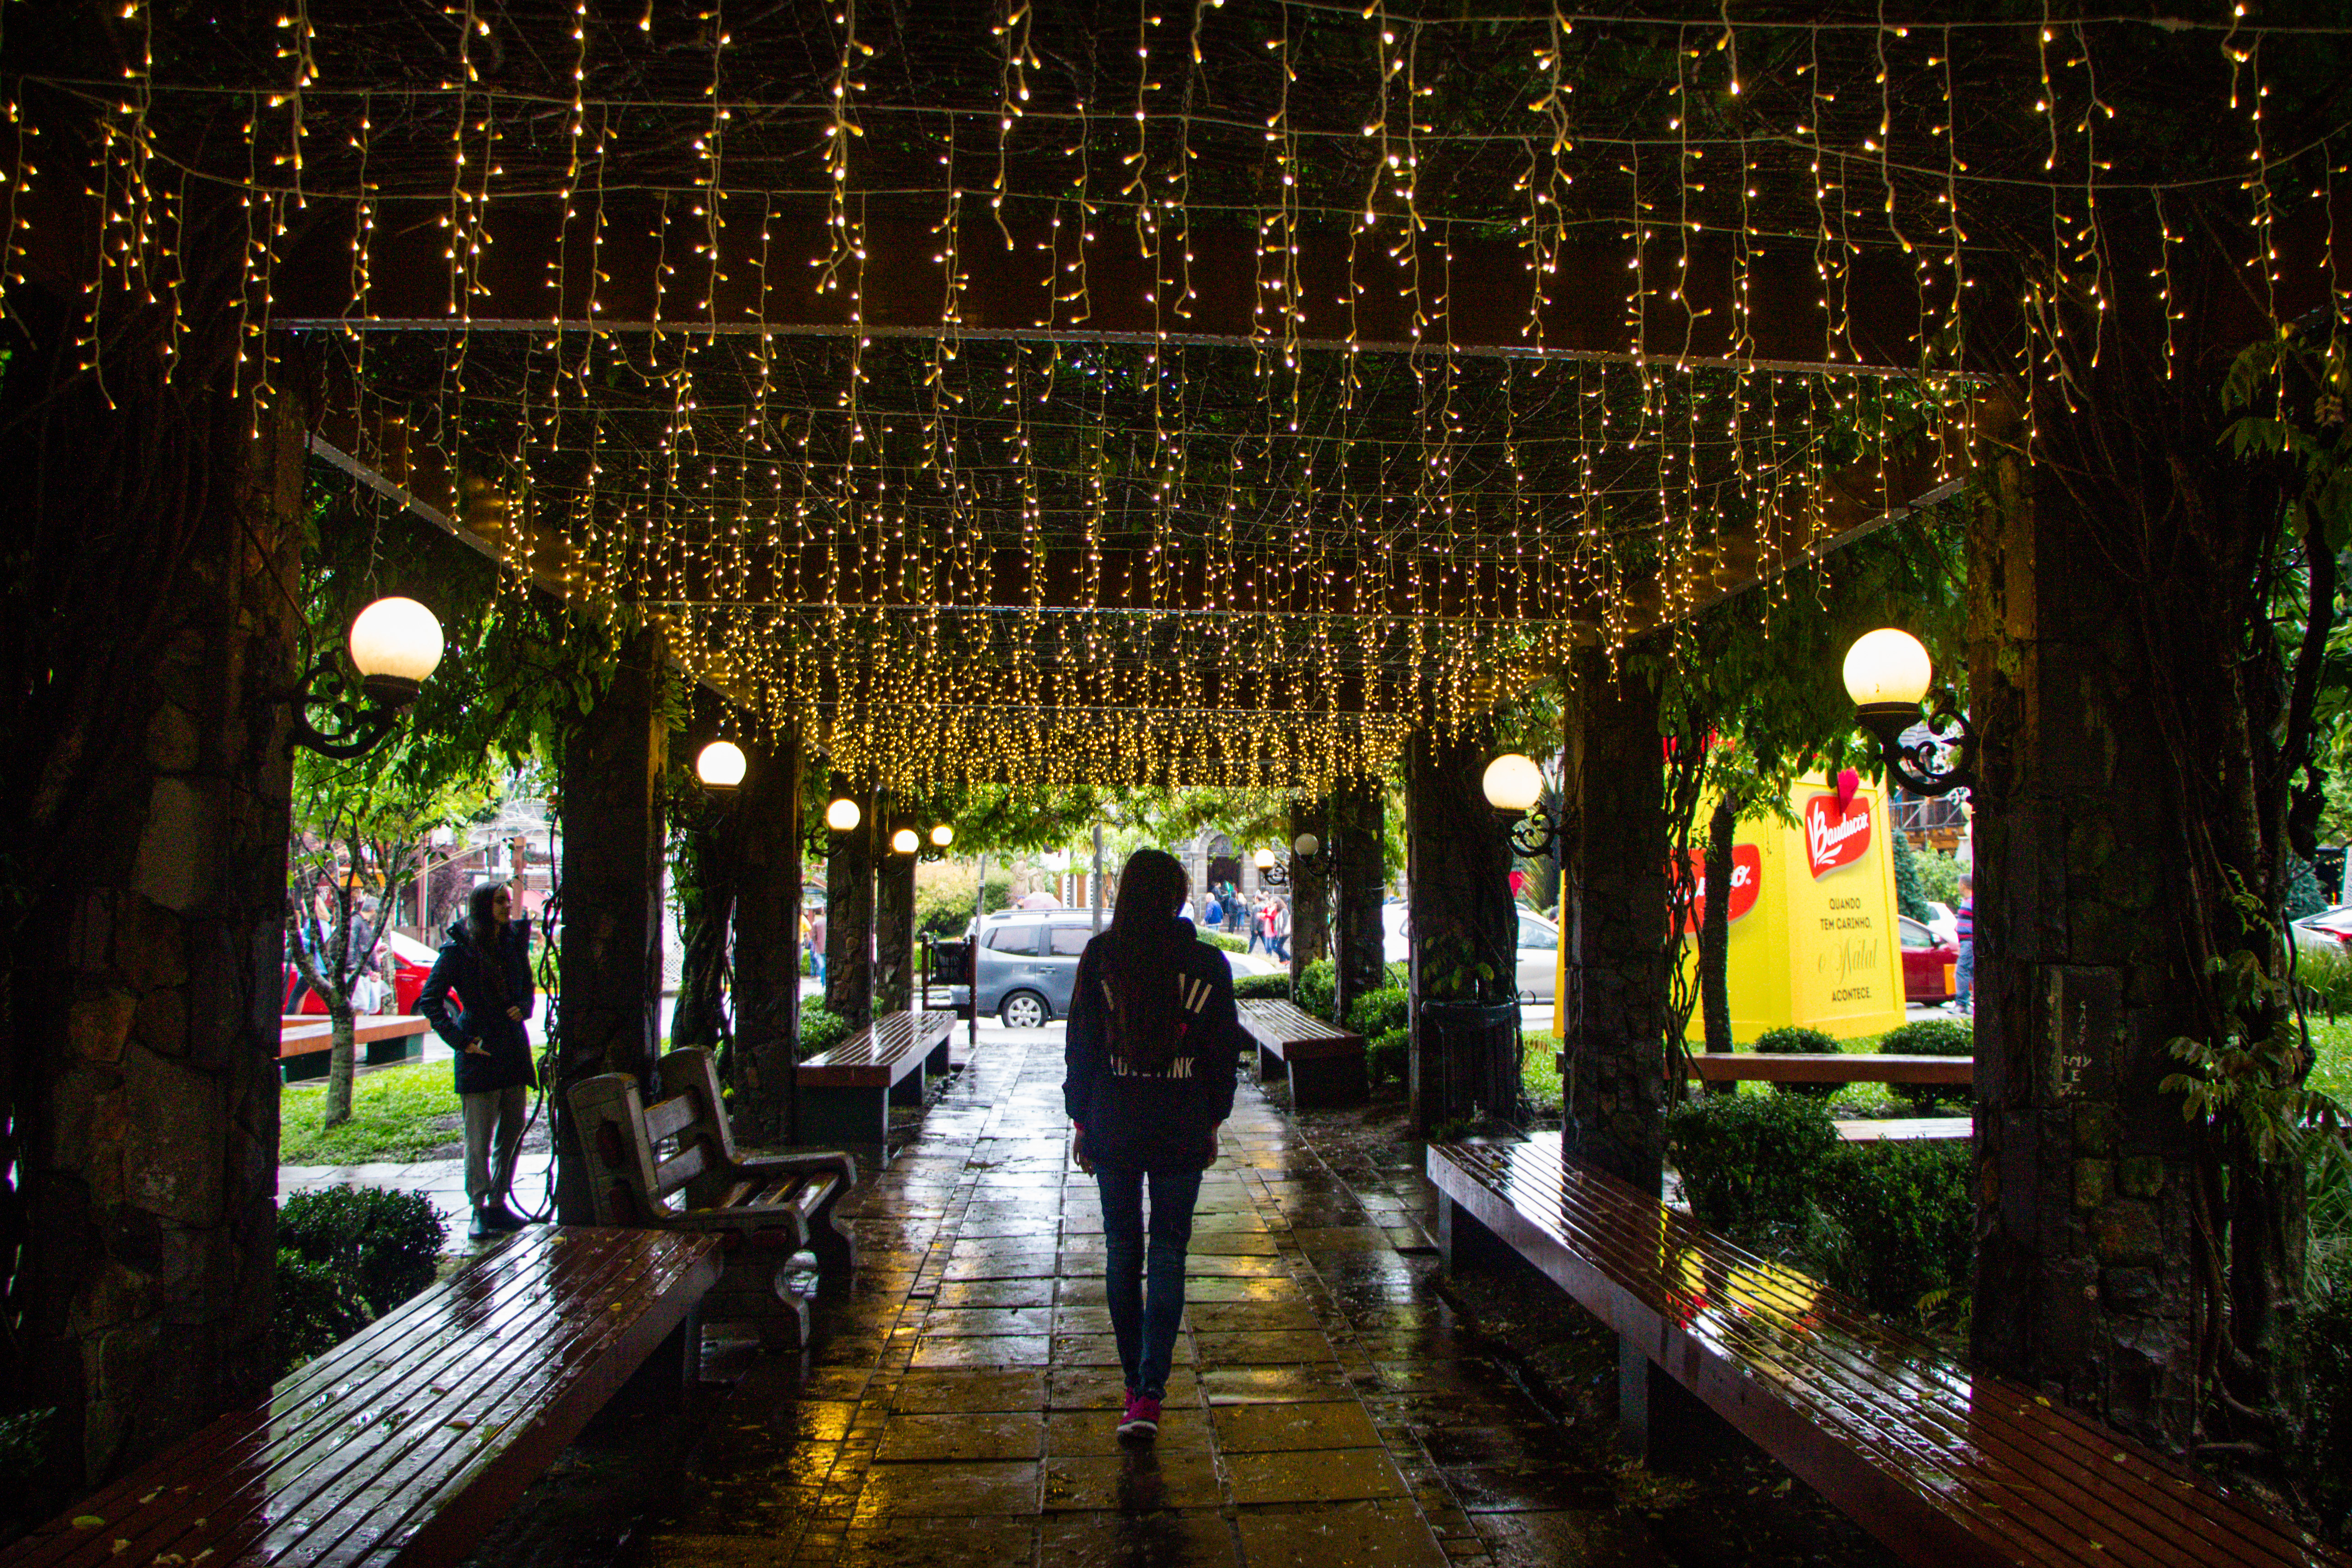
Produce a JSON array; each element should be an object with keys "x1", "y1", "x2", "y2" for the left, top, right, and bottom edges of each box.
[{"x1": 1898, "y1": 915, "x2": 1958, "y2": 1004}]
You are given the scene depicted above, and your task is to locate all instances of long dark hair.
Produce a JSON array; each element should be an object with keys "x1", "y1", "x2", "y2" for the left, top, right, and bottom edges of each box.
[
  {"x1": 1105, "y1": 848, "x2": 1190, "y2": 1066},
  {"x1": 463, "y1": 883, "x2": 512, "y2": 1002}
]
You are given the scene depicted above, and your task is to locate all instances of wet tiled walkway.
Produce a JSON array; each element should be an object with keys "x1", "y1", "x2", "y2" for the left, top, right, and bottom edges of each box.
[{"x1": 642, "y1": 1026, "x2": 1655, "y2": 1568}]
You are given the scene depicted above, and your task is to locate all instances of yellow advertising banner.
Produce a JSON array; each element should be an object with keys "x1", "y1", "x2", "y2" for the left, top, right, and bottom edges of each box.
[{"x1": 1547, "y1": 770, "x2": 1906, "y2": 1042}]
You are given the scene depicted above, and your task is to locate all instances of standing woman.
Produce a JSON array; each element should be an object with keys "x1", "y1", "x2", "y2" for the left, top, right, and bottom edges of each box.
[
  {"x1": 1064, "y1": 848, "x2": 1242, "y2": 1441},
  {"x1": 418, "y1": 882, "x2": 538, "y2": 1240}
]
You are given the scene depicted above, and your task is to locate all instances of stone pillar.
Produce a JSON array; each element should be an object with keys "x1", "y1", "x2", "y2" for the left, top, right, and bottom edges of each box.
[
  {"x1": 1288, "y1": 797, "x2": 1331, "y2": 985},
  {"x1": 730, "y1": 723, "x2": 803, "y2": 1142},
  {"x1": 823, "y1": 770, "x2": 874, "y2": 1030},
  {"x1": 1404, "y1": 722, "x2": 1520, "y2": 1130},
  {"x1": 0, "y1": 308, "x2": 303, "y2": 1496},
  {"x1": 1562, "y1": 643, "x2": 1667, "y2": 1195},
  {"x1": 553, "y1": 631, "x2": 668, "y2": 1223},
  {"x1": 1968, "y1": 446, "x2": 2198, "y2": 1443},
  {"x1": 1332, "y1": 774, "x2": 1387, "y2": 1024},
  {"x1": 874, "y1": 793, "x2": 916, "y2": 1016}
]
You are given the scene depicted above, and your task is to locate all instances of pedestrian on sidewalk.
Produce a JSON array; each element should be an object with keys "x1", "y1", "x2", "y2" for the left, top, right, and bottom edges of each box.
[
  {"x1": 1954, "y1": 875, "x2": 1975, "y2": 1015},
  {"x1": 418, "y1": 882, "x2": 539, "y2": 1241},
  {"x1": 1269, "y1": 896, "x2": 1291, "y2": 963},
  {"x1": 1064, "y1": 848, "x2": 1242, "y2": 1443}
]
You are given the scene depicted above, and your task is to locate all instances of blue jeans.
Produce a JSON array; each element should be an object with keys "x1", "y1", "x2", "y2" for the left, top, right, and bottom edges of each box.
[
  {"x1": 1094, "y1": 1165, "x2": 1203, "y2": 1400},
  {"x1": 1954, "y1": 942, "x2": 1974, "y2": 1012}
]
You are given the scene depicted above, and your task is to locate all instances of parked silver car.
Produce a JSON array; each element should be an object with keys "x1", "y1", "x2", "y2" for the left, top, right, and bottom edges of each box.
[
  {"x1": 1381, "y1": 901, "x2": 1561, "y2": 1004},
  {"x1": 951, "y1": 910, "x2": 1105, "y2": 1028}
]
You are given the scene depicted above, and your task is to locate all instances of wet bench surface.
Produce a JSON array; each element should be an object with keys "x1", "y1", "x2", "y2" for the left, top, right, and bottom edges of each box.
[
  {"x1": 797, "y1": 1010, "x2": 958, "y2": 1144},
  {"x1": 1428, "y1": 1133, "x2": 2346, "y2": 1568},
  {"x1": 1684, "y1": 1052, "x2": 1971, "y2": 1085},
  {"x1": 3, "y1": 1226, "x2": 720, "y2": 1568},
  {"x1": 1238, "y1": 1000, "x2": 1367, "y2": 1108}
]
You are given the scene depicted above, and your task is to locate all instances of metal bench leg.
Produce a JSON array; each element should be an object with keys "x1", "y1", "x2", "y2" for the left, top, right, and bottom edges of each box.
[
  {"x1": 889, "y1": 1064, "x2": 927, "y2": 1107},
  {"x1": 1437, "y1": 1195, "x2": 1517, "y2": 1275},
  {"x1": 926, "y1": 1040, "x2": 952, "y2": 1078},
  {"x1": 1259, "y1": 1045, "x2": 1285, "y2": 1081},
  {"x1": 1617, "y1": 1337, "x2": 1727, "y2": 1467}
]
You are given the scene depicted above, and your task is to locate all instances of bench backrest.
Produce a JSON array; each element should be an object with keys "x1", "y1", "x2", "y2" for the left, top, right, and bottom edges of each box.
[{"x1": 569, "y1": 1047, "x2": 740, "y2": 1225}]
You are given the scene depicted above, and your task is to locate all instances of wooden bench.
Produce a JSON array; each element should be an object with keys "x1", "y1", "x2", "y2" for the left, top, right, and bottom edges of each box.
[
  {"x1": 1, "y1": 1227, "x2": 717, "y2": 1568},
  {"x1": 796, "y1": 1009, "x2": 957, "y2": 1145},
  {"x1": 568, "y1": 1047, "x2": 857, "y2": 1349},
  {"x1": 1238, "y1": 999, "x2": 1367, "y2": 1109},
  {"x1": 1429, "y1": 1133, "x2": 2346, "y2": 1568},
  {"x1": 1684, "y1": 1051, "x2": 1971, "y2": 1085},
  {"x1": 1835, "y1": 1116, "x2": 1972, "y2": 1142},
  {"x1": 278, "y1": 1014, "x2": 433, "y2": 1079}
]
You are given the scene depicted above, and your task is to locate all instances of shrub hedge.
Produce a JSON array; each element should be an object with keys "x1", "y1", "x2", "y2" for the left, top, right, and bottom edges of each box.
[
  {"x1": 1879, "y1": 1018, "x2": 1974, "y2": 1111},
  {"x1": 1232, "y1": 973, "x2": 1293, "y2": 1001},
  {"x1": 1366, "y1": 1027, "x2": 1408, "y2": 1087},
  {"x1": 1753, "y1": 1024, "x2": 1841, "y2": 1098},
  {"x1": 273, "y1": 1185, "x2": 445, "y2": 1375},
  {"x1": 800, "y1": 1004, "x2": 852, "y2": 1056},
  {"x1": 1665, "y1": 1092, "x2": 1840, "y2": 1231},
  {"x1": 1346, "y1": 985, "x2": 1410, "y2": 1040},
  {"x1": 1807, "y1": 1140, "x2": 1975, "y2": 1317}
]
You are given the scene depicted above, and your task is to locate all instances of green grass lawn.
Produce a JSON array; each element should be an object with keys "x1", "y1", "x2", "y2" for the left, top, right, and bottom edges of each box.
[{"x1": 280, "y1": 1060, "x2": 463, "y2": 1166}]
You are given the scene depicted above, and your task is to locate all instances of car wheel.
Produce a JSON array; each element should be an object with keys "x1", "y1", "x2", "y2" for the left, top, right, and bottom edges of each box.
[{"x1": 1000, "y1": 991, "x2": 1049, "y2": 1029}]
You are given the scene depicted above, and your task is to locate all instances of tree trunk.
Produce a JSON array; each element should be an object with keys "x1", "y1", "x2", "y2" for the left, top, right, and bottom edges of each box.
[
  {"x1": 729, "y1": 724, "x2": 804, "y2": 1142},
  {"x1": 824, "y1": 770, "x2": 875, "y2": 1030},
  {"x1": 1404, "y1": 722, "x2": 1521, "y2": 1132},
  {"x1": 670, "y1": 813, "x2": 737, "y2": 1054},
  {"x1": 325, "y1": 1002, "x2": 359, "y2": 1128},
  {"x1": 874, "y1": 793, "x2": 915, "y2": 1015},
  {"x1": 1288, "y1": 797, "x2": 1330, "y2": 983},
  {"x1": 1331, "y1": 774, "x2": 1387, "y2": 1026},
  {"x1": 1700, "y1": 792, "x2": 1739, "y2": 1061}
]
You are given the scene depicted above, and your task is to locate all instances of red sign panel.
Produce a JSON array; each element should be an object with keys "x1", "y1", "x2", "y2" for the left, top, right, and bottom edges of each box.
[
  {"x1": 1803, "y1": 793, "x2": 1873, "y2": 880},
  {"x1": 1676, "y1": 843, "x2": 1762, "y2": 937}
]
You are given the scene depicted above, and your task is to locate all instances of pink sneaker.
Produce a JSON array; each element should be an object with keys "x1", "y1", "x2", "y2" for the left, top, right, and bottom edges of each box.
[{"x1": 1117, "y1": 1392, "x2": 1161, "y2": 1442}]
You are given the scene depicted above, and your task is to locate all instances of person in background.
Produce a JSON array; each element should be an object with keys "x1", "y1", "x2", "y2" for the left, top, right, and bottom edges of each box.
[
  {"x1": 418, "y1": 882, "x2": 538, "y2": 1240},
  {"x1": 809, "y1": 905, "x2": 828, "y2": 988},
  {"x1": 1244, "y1": 895, "x2": 1267, "y2": 955},
  {"x1": 1269, "y1": 896, "x2": 1291, "y2": 963},
  {"x1": 1953, "y1": 874, "x2": 1975, "y2": 1015},
  {"x1": 1064, "y1": 849, "x2": 1241, "y2": 1443},
  {"x1": 1201, "y1": 887, "x2": 1223, "y2": 932}
]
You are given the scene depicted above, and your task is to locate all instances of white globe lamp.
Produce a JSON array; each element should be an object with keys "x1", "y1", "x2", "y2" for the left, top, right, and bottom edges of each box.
[{"x1": 347, "y1": 597, "x2": 444, "y2": 706}]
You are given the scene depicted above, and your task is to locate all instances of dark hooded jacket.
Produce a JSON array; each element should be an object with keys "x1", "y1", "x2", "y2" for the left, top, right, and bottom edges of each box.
[
  {"x1": 418, "y1": 917, "x2": 538, "y2": 1095},
  {"x1": 1062, "y1": 917, "x2": 1241, "y2": 1171}
]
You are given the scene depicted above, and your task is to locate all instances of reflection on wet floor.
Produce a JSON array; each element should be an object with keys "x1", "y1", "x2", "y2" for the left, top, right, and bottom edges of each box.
[{"x1": 642, "y1": 1027, "x2": 1655, "y2": 1567}]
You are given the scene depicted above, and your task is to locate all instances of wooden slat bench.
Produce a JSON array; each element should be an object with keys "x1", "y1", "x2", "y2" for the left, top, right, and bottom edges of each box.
[
  {"x1": 1, "y1": 1226, "x2": 718, "y2": 1568},
  {"x1": 1835, "y1": 1116, "x2": 1972, "y2": 1142},
  {"x1": 569, "y1": 1046, "x2": 857, "y2": 1348},
  {"x1": 1684, "y1": 1051, "x2": 1971, "y2": 1086},
  {"x1": 278, "y1": 1014, "x2": 433, "y2": 1079},
  {"x1": 1429, "y1": 1133, "x2": 2346, "y2": 1568},
  {"x1": 1238, "y1": 1000, "x2": 1367, "y2": 1109},
  {"x1": 795, "y1": 1009, "x2": 957, "y2": 1145}
]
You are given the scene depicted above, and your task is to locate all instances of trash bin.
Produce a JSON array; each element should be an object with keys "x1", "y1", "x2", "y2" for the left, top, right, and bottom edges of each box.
[{"x1": 1416, "y1": 1000, "x2": 1523, "y2": 1130}]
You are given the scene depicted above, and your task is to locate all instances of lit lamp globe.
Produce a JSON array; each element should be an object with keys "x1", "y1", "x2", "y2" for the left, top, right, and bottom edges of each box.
[
  {"x1": 929, "y1": 823, "x2": 955, "y2": 849},
  {"x1": 1291, "y1": 832, "x2": 1320, "y2": 858},
  {"x1": 347, "y1": 597, "x2": 444, "y2": 706},
  {"x1": 825, "y1": 797, "x2": 863, "y2": 833},
  {"x1": 891, "y1": 827, "x2": 920, "y2": 855},
  {"x1": 694, "y1": 740, "x2": 747, "y2": 790},
  {"x1": 1253, "y1": 846, "x2": 1276, "y2": 871},
  {"x1": 1843, "y1": 628, "x2": 1935, "y2": 727},
  {"x1": 1482, "y1": 752, "x2": 1544, "y2": 815}
]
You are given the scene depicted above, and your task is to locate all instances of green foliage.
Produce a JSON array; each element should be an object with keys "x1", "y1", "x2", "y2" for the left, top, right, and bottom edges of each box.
[
  {"x1": 799, "y1": 1005, "x2": 852, "y2": 1057},
  {"x1": 278, "y1": 1185, "x2": 447, "y2": 1315},
  {"x1": 1754, "y1": 1025, "x2": 1841, "y2": 1099},
  {"x1": 2164, "y1": 930, "x2": 2345, "y2": 1167},
  {"x1": 1807, "y1": 1141, "x2": 1977, "y2": 1319},
  {"x1": 2288, "y1": 856, "x2": 2329, "y2": 922},
  {"x1": 2305, "y1": 1136, "x2": 2352, "y2": 1527},
  {"x1": 1294, "y1": 959, "x2": 1336, "y2": 1021},
  {"x1": 1912, "y1": 847, "x2": 1964, "y2": 909},
  {"x1": 1881, "y1": 1018, "x2": 1975, "y2": 1110},
  {"x1": 1346, "y1": 985, "x2": 1410, "y2": 1040},
  {"x1": 2299, "y1": 941, "x2": 2352, "y2": 1019},
  {"x1": 0, "y1": 1406, "x2": 53, "y2": 1492},
  {"x1": 273, "y1": 1250, "x2": 372, "y2": 1376},
  {"x1": 281, "y1": 1060, "x2": 461, "y2": 1165},
  {"x1": 1665, "y1": 1092, "x2": 1840, "y2": 1232},
  {"x1": 1891, "y1": 830, "x2": 1931, "y2": 922},
  {"x1": 1232, "y1": 973, "x2": 1294, "y2": 1001},
  {"x1": 1200, "y1": 930, "x2": 1248, "y2": 954},
  {"x1": 1366, "y1": 1028, "x2": 1408, "y2": 1088}
]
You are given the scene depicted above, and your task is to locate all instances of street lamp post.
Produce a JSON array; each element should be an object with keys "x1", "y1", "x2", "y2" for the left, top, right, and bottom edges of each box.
[
  {"x1": 1841, "y1": 628, "x2": 1977, "y2": 797},
  {"x1": 1481, "y1": 752, "x2": 1569, "y2": 858},
  {"x1": 290, "y1": 596, "x2": 445, "y2": 758}
]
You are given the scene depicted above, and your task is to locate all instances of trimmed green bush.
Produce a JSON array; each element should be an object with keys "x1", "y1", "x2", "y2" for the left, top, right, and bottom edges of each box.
[
  {"x1": 278, "y1": 1185, "x2": 445, "y2": 1316},
  {"x1": 1346, "y1": 985, "x2": 1409, "y2": 1040},
  {"x1": 1295, "y1": 959, "x2": 1336, "y2": 1021},
  {"x1": 1200, "y1": 930, "x2": 1248, "y2": 954},
  {"x1": 1880, "y1": 1018, "x2": 1974, "y2": 1111},
  {"x1": 1366, "y1": 1027, "x2": 1408, "y2": 1087},
  {"x1": 1232, "y1": 973, "x2": 1293, "y2": 1001},
  {"x1": 1753, "y1": 1024, "x2": 1840, "y2": 1098},
  {"x1": 274, "y1": 1250, "x2": 372, "y2": 1375},
  {"x1": 2304, "y1": 1140, "x2": 2352, "y2": 1528},
  {"x1": 1665, "y1": 1092, "x2": 1839, "y2": 1231},
  {"x1": 800, "y1": 1004, "x2": 852, "y2": 1056},
  {"x1": 1807, "y1": 1140, "x2": 1975, "y2": 1318}
]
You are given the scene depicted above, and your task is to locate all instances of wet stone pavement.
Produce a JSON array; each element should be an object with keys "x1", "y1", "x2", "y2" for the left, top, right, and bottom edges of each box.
[{"x1": 638, "y1": 1025, "x2": 1664, "y2": 1568}]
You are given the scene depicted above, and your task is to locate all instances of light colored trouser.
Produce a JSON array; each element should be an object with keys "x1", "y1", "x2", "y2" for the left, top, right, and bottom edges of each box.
[{"x1": 462, "y1": 1084, "x2": 528, "y2": 1205}]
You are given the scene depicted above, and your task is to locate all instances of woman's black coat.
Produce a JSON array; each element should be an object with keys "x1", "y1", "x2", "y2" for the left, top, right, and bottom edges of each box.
[
  {"x1": 417, "y1": 918, "x2": 538, "y2": 1095},
  {"x1": 1062, "y1": 918, "x2": 1241, "y2": 1172}
]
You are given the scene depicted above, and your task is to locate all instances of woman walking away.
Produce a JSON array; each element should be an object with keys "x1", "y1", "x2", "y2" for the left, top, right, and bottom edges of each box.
[
  {"x1": 419, "y1": 882, "x2": 539, "y2": 1240},
  {"x1": 1065, "y1": 848, "x2": 1242, "y2": 1441}
]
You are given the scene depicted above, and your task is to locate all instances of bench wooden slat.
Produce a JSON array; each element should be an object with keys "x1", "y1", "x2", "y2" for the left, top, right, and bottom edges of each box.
[
  {"x1": 3, "y1": 1229, "x2": 717, "y2": 1568},
  {"x1": 1431, "y1": 1137, "x2": 2344, "y2": 1568},
  {"x1": 1237, "y1": 1000, "x2": 1365, "y2": 1062},
  {"x1": 653, "y1": 1141, "x2": 711, "y2": 1195},
  {"x1": 278, "y1": 1015, "x2": 433, "y2": 1060},
  {"x1": 642, "y1": 1092, "x2": 702, "y2": 1144},
  {"x1": 1497, "y1": 1155, "x2": 2284, "y2": 1568},
  {"x1": 1686, "y1": 1052, "x2": 1972, "y2": 1084},
  {"x1": 799, "y1": 1010, "x2": 955, "y2": 1088}
]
